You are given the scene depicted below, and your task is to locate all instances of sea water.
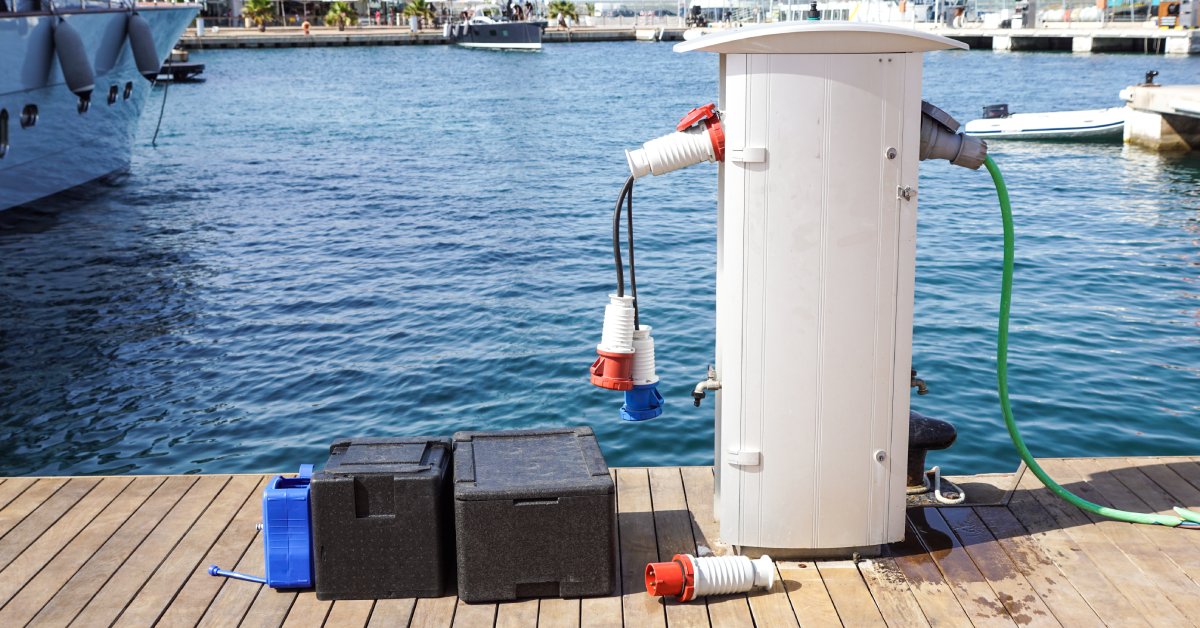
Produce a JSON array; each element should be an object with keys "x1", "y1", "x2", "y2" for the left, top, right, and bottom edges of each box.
[{"x1": 0, "y1": 42, "x2": 1198, "y2": 476}]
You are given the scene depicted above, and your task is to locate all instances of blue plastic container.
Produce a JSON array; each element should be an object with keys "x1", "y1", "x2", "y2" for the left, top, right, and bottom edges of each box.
[
  {"x1": 208, "y1": 464, "x2": 313, "y2": 589},
  {"x1": 262, "y1": 464, "x2": 314, "y2": 588}
]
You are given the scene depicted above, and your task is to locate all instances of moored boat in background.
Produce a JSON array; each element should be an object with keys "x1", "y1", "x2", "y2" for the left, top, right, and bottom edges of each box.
[
  {"x1": 156, "y1": 48, "x2": 205, "y2": 83},
  {"x1": 964, "y1": 104, "x2": 1126, "y2": 141},
  {"x1": 448, "y1": 4, "x2": 543, "y2": 51}
]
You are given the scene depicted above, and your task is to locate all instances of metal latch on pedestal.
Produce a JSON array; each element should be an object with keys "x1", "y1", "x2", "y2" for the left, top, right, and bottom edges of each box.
[
  {"x1": 729, "y1": 147, "x2": 766, "y2": 164},
  {"x1": 726, "y1": 449, "x2": 761, "y2": 467}
]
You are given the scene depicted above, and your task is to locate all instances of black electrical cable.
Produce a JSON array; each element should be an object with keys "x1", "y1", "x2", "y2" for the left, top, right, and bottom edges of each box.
[
  {"x1": 612, "y1": 176, "x2": 630, "y2": 297},
  {"x1": 610, "y1": 175, "x2": 640, "y2": 329},
  {"x1": 626, "y1": 176, "x2": 639, "y2": 329}
]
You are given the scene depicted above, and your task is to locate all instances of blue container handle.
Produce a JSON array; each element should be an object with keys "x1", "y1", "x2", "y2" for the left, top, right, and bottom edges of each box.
[
  {"x1": 297, "y1": 464, "x2": 313, "y2": 480},
  {"x1": 208, "y1": 565, "x2": 267, "y2": 584}
]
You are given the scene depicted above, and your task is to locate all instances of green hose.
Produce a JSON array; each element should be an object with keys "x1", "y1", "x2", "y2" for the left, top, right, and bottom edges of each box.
[{"x1": 985, "y1": 155, "x2": 1198, "y2": 528}]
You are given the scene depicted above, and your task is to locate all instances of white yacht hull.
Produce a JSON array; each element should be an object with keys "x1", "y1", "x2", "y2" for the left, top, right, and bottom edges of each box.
[
  {"x1": 0, "y1": 6, "x2": 197, "y2": 211},
  {"x1": 458, "y1": 41, "x2": 541, "y2": 50}
]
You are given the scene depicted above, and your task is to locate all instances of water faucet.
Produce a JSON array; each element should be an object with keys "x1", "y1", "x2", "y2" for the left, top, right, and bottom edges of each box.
[
  {"x1": 911, "y1": 368, "x2": 928, "y2": 396},
  {"x1": 692, "y1": 365, "x2": 721, "y2": 407}
]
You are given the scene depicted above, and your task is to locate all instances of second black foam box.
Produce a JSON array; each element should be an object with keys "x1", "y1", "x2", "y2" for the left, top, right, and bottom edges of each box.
[
  {"x1": 311, "y1": 437, "x2": 453, "y2": 600},
  {"x1": 453, "y1": 427, "x2": 616, "y2": 603}
]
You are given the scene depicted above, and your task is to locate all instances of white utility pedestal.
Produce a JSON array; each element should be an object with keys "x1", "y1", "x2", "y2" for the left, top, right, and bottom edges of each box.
[{"x1": 676, "y1": 24, "x2": 966, "y2": 555}]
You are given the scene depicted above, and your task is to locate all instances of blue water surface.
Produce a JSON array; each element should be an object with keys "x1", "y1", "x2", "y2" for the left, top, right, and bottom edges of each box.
[{"x1": 1, "y1": 42, "x2": 1198, "y2": 476}]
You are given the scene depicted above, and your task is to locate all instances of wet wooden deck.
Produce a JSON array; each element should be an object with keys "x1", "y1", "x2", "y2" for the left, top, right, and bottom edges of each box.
[{"x1": 1, "y1": 457, "x2": 1199, "y2": 626}]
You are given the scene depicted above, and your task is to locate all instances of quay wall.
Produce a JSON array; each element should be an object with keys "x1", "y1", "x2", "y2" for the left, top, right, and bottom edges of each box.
[
  {"x1": 178, "y1": 27, "x2": 686, "y2": 49},
  {"x1": 177, "y1": 25, "x2": 1198, "y2": 55}
]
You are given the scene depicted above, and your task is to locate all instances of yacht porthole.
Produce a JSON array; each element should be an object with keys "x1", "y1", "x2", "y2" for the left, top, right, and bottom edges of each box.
[
  {"x1": 123, "y1": 82, "x2": 133, "y2": 100},
  {"x1": 0, "y1": 110, "x2": 8, "y2": 159},
  {"x1": 108, "y1": 85, "x2": 118, "y2": 105},
  {"x1": 20, "y1": 104, "x2": 37, "y2": 129}
]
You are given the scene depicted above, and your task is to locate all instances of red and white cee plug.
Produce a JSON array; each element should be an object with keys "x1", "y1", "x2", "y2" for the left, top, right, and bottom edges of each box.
[
  {"x1": 625, "y1": 103, "x2": 725, "y2": 179},
  {"x1": 645, "y1": 553, "x2": 775, "y2": 602},
  {"x1": 590, "y1": 104, "x2": 724, "y2": 408}
]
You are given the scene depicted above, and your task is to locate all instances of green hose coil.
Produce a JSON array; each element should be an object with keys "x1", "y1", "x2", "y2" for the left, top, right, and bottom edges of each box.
[{"x1": 985, "y1": 155, "x2": 1198, "y2": 529}]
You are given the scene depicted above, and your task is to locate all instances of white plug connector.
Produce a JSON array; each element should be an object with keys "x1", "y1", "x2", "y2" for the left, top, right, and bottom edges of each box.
[
  {"x1": 626, "y1": 103, "x2": 726, "y2": 179},
  {"x1": 626, "y1": 126, "x2": 719, "y2": 179}
]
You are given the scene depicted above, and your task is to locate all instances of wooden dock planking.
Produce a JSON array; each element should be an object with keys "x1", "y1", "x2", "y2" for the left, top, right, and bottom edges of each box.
[
  {"x1": 114, "y1": 474, "x2": 262, "y2": 627},
  {"x1": 887, "y1": 520, "x2": 974, "y2": 627},
  {"x1": 1003, "y1": 480, "x2": 1151, "y2": 627},
  {"x1": 241, "y1": 584, "x2": 298, "y2": 628},
  {"x1": 2, "y1": 459, "x2": 1200, "y2": 626},
  {"x1": 615, "y1": 468, "x2": 666, "y2": 628},
  {"x1": 1049, "y1": 458, "x2": 1200, "y2": 616},
  {"x1": 0, "y1": 477, "x2": 164, "y2": 627},
  {"x1": 853, "y1": 558, "x2": 930, "y2": 628},
  {"x1": 281, "y1": 592, "x2": 333, "y2": 627},
  {"x1": 324, "y1": 599, "x2": 375, "y2": 627},
  {"x1": 539, "y1": 597, "x2": 581, "y2": 627},
  {"x1": 1068, "y1": 457, "x2": 1200, "y2": 575},
  {"x1": 0, "y1": 477, "x2": 131, "y2": 606},
  {"x1": 935, "y1": 507, "x2": 1058, "y2": 626},
  {"x1": 0, "y1": 477, "x2": 98, "y2": 570},
  {"x1": 31, "y1": 475, "x2": 198, "y2": 626},
  {"x1": 156, "y1": 476, "x2": 270, "y2": 626},
  {"x1": 909, "y1": 507, "x2": 1036, "y2": 626},
  {"x1": 409, "y1": 594, "x2": 456, "y2": 628},
  {"x1": 1018, "y1": 466, "x2": 1177, "y2": 626},
  {"x1": 1035, "y1": 459, "x2": 1200, "y2": 621},
  {"x1": 746, "y1": 562, "x2": 801, "y2": 626},
  {"x1": 196, "y1": 489, "x2": 272, "y2": 627},
  {"x1": 495, "y1": 598, "x2": 538, "y2": 628},
  {"x1": 0, "y1": 477, "x2": 38, "y2": 513},
  {"x1": 72, "y1": 475, "x2": 231, "y2": 627},
  {"x1": 0, "y1": 478, "x2": 68, "y2": 541},
  {"x1": 970, "y1": 505, "x2": 1101, "y2": 627},
  {"x1": 368, "y1": 598, "x2": 416, "y2": 627},
  {"x1": 778, "y1": 561, "x2": 842, "y2": 627},
  {"x1": 451, "y1": 597, "x2": 496, "y2": 628},
  {"x1": 813, "y1": 561, "x2": 885, "y2": 627}
]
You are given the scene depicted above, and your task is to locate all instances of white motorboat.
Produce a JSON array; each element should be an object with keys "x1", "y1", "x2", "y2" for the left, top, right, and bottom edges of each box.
[{"x1": 963, "y1": 104, "x2": 1126, "y2": 141}]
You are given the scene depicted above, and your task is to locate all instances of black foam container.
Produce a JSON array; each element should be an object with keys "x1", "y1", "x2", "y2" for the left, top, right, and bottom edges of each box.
[
  {"x1": 311, "y1": 437, "x2": 453, "y2": 600},
  {"x1": 453, "y1": 427, "x2": 615, "y2": 603}
]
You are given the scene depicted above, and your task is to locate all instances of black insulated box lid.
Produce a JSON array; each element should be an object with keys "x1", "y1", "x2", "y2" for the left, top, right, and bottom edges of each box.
[
  {"x1": 311, "y1": 437, "x2": 453, "y2": 601},
  {"x1": 453, "y1": 427, "x2": 616, "y2": 603},
  {"x1": 454, "y1": 427, "x2": 612, "y2": 500},
  {"x1": 323, "y1": 438, "x2": 440, "y2": 476}
]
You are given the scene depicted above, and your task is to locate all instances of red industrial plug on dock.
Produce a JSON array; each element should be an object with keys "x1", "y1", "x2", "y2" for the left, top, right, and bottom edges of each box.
[
  {"x1": 645, "y1": 553, "x2": 775, "y2": 602},
  {"x1": 645, "y1": 554, "x2": 698, "y2": 602}
]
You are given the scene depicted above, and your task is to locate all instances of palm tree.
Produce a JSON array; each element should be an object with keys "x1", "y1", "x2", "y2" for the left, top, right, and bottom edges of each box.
[
  {"x1": 548, "y1": 0, "x2": 578, "y2": 28},
  {"x1": 402, "y1": 0, "x2": 437, "y2": 29},
  {"x1": 325, "y1": 1, "x2": 358, "y2": 31},
  {"x1": 241, "y1": 0, "x2": 274, "y2": 32}
]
